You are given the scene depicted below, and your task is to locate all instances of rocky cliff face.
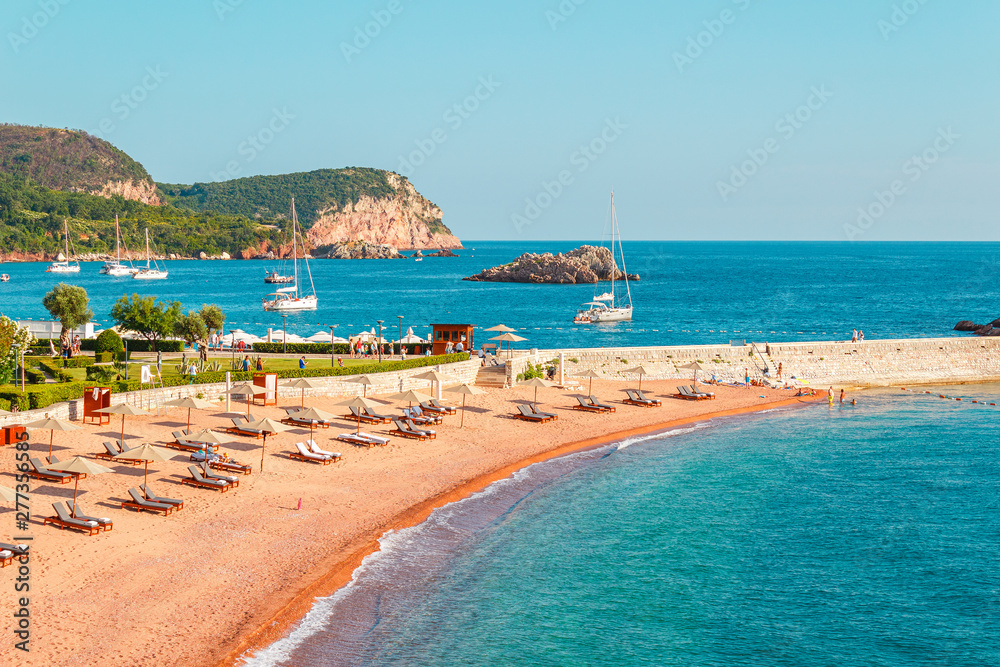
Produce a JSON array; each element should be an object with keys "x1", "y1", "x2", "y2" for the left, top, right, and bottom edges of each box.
[
  {"x1": 306, "y1": 174, "x2": 461, "y2": 250},
  {"x1": 93, "y1": 179, "x2": 162, "y2": 206},
  {"x1": 465, "y1": 246, "x2": 639, "y2": 284}
]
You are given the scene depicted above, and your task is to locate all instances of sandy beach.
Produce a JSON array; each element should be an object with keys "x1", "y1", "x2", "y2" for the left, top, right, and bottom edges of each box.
[{"x1": 1, "y1": 379, "x2": 820, "y2": 667}]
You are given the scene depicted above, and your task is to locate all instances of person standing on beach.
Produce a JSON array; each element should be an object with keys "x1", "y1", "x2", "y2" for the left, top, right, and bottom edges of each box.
[
  {"x1": 840, "y1": 389, "x2": 845, "y2": 404},
  {"x1": 745, "y1": 368, "x2": 750, "y2": 387},
  {"x1": 828, "y1": 388, "x2": 834, "y2": 405},
  {"x1": 777, "y1": 362, "x2": 783, "y2": 380}
]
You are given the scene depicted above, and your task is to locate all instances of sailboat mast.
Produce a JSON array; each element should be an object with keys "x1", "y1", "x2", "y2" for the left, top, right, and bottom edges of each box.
[
  {"x1": 291, "y1": 198, "x2": 299, "y2": 298},
  {"x1": 145, "y1": 229, "x2": 151, "y2": 269},
  {"x1": 64, "y1": 219, "x2": 70, "y2": 259},
  {"x1": 613, "y1": 193, "x2": 633, "y2": 309},
  {"x1": 115, "y1": 215, "x2": 121, "y2": 263}
]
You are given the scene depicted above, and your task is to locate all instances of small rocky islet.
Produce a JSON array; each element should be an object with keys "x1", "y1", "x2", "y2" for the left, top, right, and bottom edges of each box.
[{"x1": 464, "y1": 245, "x2": 639, "y2": 284}]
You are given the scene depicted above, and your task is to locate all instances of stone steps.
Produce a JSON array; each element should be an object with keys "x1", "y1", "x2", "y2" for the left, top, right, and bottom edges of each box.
[{"x1": 475, "y1": 365, "x2": 507, "y2": 388}]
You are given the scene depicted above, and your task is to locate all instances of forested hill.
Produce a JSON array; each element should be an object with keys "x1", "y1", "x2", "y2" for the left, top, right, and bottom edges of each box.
[
  {"x1": 158, "y1": 168, "x2": 405, "y2": 227},
  {"x1": 0, "y1": 124, "x2": 156, "y2": 199}
]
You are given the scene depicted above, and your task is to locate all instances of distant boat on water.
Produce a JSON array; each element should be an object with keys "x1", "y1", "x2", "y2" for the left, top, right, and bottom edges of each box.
[
  {"x1": 100, "y1": 215, "x2": 138, "y2": 276},
  {"x1": 264, "y1": 268, "x2": 295, "y2": 284},
  {"x1": 46, "y1": 219, "x2": 80, "y2": 274},
  {"x1": 133, "y1": 228, "x2": 168, "y2": 280},
  {"x1": 262, "y1": 197, "x2": 317, "y2": 311},
  {"x1": 574, "y1": 191, "x2": 633, "y2": 324}
]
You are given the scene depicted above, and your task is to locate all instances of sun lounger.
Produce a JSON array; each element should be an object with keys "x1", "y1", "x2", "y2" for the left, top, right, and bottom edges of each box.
[
  {"x1": 210, "y1": 459, "x2": 252, "y2": 475},
  {"x1": 589, "y1": 396, "x2": 616, "y2": 412},
  {"x1": 405, "y1": 408, "x2": 443, "y2": 425},
  {"x1": 66, "y1": 500, "x2": 114, "y2": 531},
  {"x1": 337, "y1": 432, "x2": 390, "y2": 448},
  {"x1": 0, "y1": 543, "x2": 29, "y2": 559},
  {"x1": 139, "y1": 484, "x2": 184, "y2": 510},
  {"x1": 636, "y1": 390, "x2": 662, "y2": 406},
  {"x1": 289, "y1": 441, "x2": 334, "y2": 464},
  {"x1": 226, "y1": 416, "x2": 264, "y2": 439},
  {"x1": 514, "y1": 405, "x2": 553, "y2": 423},
  {"x1": 281, "y1": 409, "x2": 332, "y2": 429},
  {"x1": 675, "y1": 385, "x2": 702, "y2": 400},
  {"x1": 96, "y1": 440, "x2": 139, "y2": 463},
  {"x1": 44, "y1": 501, "x2": 102, "y2": 535},
  {"x1": 574, "y1": 396, "x2": 608, "y2": 413},
  {"x1": 361, "y1": 407, "x2": 394, "y2": 423},
  {"x1": 688, "y1": 385, "x2": 715, "y2": 398},
  {"x1": 529, "y1": 404, "x2": 559, "y2": 420},
  {"x1": 392, "y1": 419, "x2": 428, "y2": 440},
  {"x1": 203, "y1": 467, "x2": 240, "y2": 486},
  {"x1": 121, "y1": 487, "x2": 175, "y2": 515},
  {"x1": 405, "y1": 419, "x2": 436, "y2": 439},
  {"x1": 181, "y1": 465, "x2": 232, "y2": 492},
  {"x1": 166, "y1": 436, "x2": 220, "y2": 453},
  {"x1": 624, "y1": 389, "x2": 659, "y2": 407},
  {"x1": 418, "y1": 401, "x2": 450, "y2": 416},
  {"x1": 28, "y1": 458, "x2": 73, "y2": 484},
  {"x1": 429, "y1": 399, "x2": 458, "y2": 415},
  {"x1": 345, "y1": 406, "x2": 382, "y2": 425},
  {"x1": 308, "y1": 440, "x2": 343, "y2": 462},
  {"x1": 0, "y1": 550, "x2": 14, "y2": 568}
]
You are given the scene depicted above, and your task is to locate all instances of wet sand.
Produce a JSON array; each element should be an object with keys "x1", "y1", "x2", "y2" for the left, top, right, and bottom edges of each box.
[{"x1": 0, "y1": 379, "x2": 820, "y2": 666}]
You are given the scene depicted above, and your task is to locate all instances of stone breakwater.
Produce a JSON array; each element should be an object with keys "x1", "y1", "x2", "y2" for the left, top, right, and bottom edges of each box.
[{"x1": 508, "y1": 337, "x2": 1000, "y2": 389}]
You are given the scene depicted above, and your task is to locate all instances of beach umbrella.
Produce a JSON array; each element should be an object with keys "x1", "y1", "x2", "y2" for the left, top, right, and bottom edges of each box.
[
  {"x1": 186, "y1": 429, "x2": 228, "y2": 476},
  {"x1": 282, "y1": 378, "x2": 325, "y2": 406},
  {"x1": 46, "y1": 456, "x2": 113, "y2": 517},
  {"x1": 243, "y1": 417, "x2": 291, "y2": 473},
  {"x1": 573, "y1": 369, "x2": 602, "y2": 396},
  {"x1": 225, "y1": 382, "x2": 269, "y2": 417},
  {"x1": 387, "y1": 389, "x2": 433, "y2": 410},
  {"x1": 624, "y1": 366, "x2": 653, "y2": 393},
  {"x1": 288, "y1": 406, "x2": 338, "y2": 440},
  {"x1": 95, "y1": 404, "x2": 151, "y2": 446},
  {"x1": 517, "y1": 377, "x2": 556, "y2": 409},
  {"x1": 163, "y1": 396, "x2": 216, "y2": 431},
  {"x1": 23, "y1": 417, "x2": 81, "y2": 463},
  {"x1": 347, "y1": 375, "x2": 378, "y2": 397},
  {"x1": 414, "y1": 369, "x2": 457, "y2": 399},
  {"x1": 490, "y1": 332, "x2": 528, "y2": 359},
  {"x1": 444, "y1": 383, "x2": 486, "y2": 428},
  {"x1": 484, "y1": 324, "x2": 518, "y2": 333},
  {"x1": 0, "y1": 486, "x2": 16, "y2": 502},
  {"x1": 679, "y1": 362, "x2": 705, "y2": 385},
  {"x1": 334, "y1": 396, "x2": 387, "y2": 434},
  {"x1": 113, "y1": 443, "x2": 179, "y2": 500}
]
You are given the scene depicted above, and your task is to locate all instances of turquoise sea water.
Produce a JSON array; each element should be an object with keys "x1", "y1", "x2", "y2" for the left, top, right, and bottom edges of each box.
[
  {"x1": 245, "y1": 386, "x2": 1000, "y2": 666},
  {"x1": 2, "y1": 241, "x2": 999, "y2": 349}
]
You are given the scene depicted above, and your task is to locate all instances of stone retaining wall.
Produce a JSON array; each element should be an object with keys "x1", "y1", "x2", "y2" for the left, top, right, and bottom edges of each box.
[{"x1": 0, "y1": 359, "x2": 481, "y2": 427}]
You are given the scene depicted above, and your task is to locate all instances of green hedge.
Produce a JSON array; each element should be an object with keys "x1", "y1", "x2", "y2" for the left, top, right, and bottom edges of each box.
[
  {"x1": 0, "y1": 382, "x2": 87, "y2": 411},
  {"x1": 80, "y1": 339, "x2": 184, "y2": 352},
  {"x1": 252, "y1": 342, "x2": 426, "y2": 355}
]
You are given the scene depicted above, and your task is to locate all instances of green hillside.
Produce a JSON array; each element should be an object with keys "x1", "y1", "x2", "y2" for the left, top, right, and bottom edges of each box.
[
  {"x1": 158, "y1": 168, "x2": 405, "y2": 227},
  {"x1": 0, "y1": 124, "x2": 153, "y2": 191},
  {"x1": 0, "y1": 173, "x2": 288, "y2": 258}
]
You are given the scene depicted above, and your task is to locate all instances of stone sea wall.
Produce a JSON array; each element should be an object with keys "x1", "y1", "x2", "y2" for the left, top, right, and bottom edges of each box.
[{"x1": 509, "y1": 337, "x2": 1000, "y2": 388}]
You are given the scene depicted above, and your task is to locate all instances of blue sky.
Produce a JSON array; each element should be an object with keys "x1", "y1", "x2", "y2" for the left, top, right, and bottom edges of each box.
[{"x1": 2, "y1": 0, "x2": 997, "y2": 241}]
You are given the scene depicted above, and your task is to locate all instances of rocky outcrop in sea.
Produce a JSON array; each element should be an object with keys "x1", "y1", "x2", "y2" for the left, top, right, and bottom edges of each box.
[
  {"x1": 954, "y1": 318, "x2": 1000, "y2": 336},
  {"x1": 464, "y1": 245, "x2": 639, "y2": 284},
  {"x1": 314, "y1": 241, "x2": 404, "y2": 259}
]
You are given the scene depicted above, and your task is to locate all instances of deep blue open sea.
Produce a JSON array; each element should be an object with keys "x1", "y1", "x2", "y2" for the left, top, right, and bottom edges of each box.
[
  {"x1": 245, "y1": 386, "x2": 1000, "y2": 667},
  {"x1": 2, "y1": 241, "x2": 999, "y2": 348}
]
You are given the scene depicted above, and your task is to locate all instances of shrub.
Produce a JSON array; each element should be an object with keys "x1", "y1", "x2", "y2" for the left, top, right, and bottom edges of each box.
[
  {"x1": 95, "y1": 329, "x2": 125, "y2": 356},
  {"x1": 95, "y1": 352, "x2": 113, "y2": 363},
  {"x1": 81, "y1": 338, "x2": 183, "y2": 352}
]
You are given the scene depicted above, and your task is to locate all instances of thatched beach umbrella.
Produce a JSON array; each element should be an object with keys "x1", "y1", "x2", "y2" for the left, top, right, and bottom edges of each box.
[
  {"x1": 225, "y1": 382, "x2": 269, "y2": 417},
  {"x1": 347, "y1": 375, "x2": 378, "y2": 397},
  {"x1": 163, "y1": 396, "x2": 216, "y2": 431},
  {"x1": 113, "y1": 444, "x2": 179, "y2": 499},
  {"x1": 573, "y1": 369, "x2": 602, "y2": 396},
  {"x1": 444, "y1": 383, "x2": 486, "y2": 428},
  {"x1": 624, "y1": 366, "x2": 653, "y2": 393},
  {"x1": 518, "y1": 377, "x2": 556, "y2": 409},
  {"x1": 95, "y1": 404, "x2": 151, "y2": 446},
  {"x1": 46, "y1": 456, "x2": 113, "y2": 517},
  {"x1": 490, "y1": 333, "x2": 527, "y2": 359},
  {"x1": 282, "y1": 378, "x2": 325, "y2": 407},
  {"x1": 243, "y1": 417, "x2": 291, "y2": 473},
  {"x1": 679, "y1": 362, "x2": 706, "y2": 385},
  {"x1": 23, "y1": 417, "x2": 81, "y2": 463},
  {"x1": 186, "y1": 429, "x2": 228, "y2": 476},
  {"x1": 334, "y1": 396, "x2": 388, "y2": 434}
]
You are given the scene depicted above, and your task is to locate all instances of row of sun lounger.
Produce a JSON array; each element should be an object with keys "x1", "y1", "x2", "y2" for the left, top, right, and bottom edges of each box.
[
  {"x1": 676, "y1": 385, "x2": 715, "y2": 400},
  {"x1": 27, "y1": 457, "x2": 75, "y2": 484},
  {"x1": 336, "y1": 432, "x2": 390, "y2": 448},
  {"x1": 44, "y1": 501, "x2": 109, "y2": 535},
  {"x1": 514, "y1": 404, "x2": 559, "y2": 423},
  {"x1": 624, "y1": 389, "x2": 662, "y2": 407}
]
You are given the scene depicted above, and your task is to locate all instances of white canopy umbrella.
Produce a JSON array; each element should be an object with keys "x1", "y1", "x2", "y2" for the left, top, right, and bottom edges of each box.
[{"x1": 395, "y1": 326, "x2": 429, "y2": 345}]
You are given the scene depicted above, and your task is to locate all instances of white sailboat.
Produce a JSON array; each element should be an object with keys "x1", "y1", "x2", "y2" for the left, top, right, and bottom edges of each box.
[
  {"x1": 133, "y1": 228, "x2": 168, "y2": 280},
  {"x1": 574, "y1": 191, "x2": 633, "y2": 324},
  {"x1": 262, "y1": 197, "x2": 317, "y2": 311},
  {"x1": 100, "y1": 215, "x2": 138, "y2": 276},
  {"x1": 46, "y1": 219, "x2": 81, "y2": 273}
]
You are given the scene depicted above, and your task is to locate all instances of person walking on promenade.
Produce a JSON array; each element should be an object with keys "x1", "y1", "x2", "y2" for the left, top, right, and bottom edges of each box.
[
  {"x1": 852, "y1": 329, "x2": 858, "y2": 342},
  {"x1": 299, "y1": 355, "x2": 307, "y2": 369},
  {"x1": 858, "y1": 330, "x2": 865, "y2": 341}
]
